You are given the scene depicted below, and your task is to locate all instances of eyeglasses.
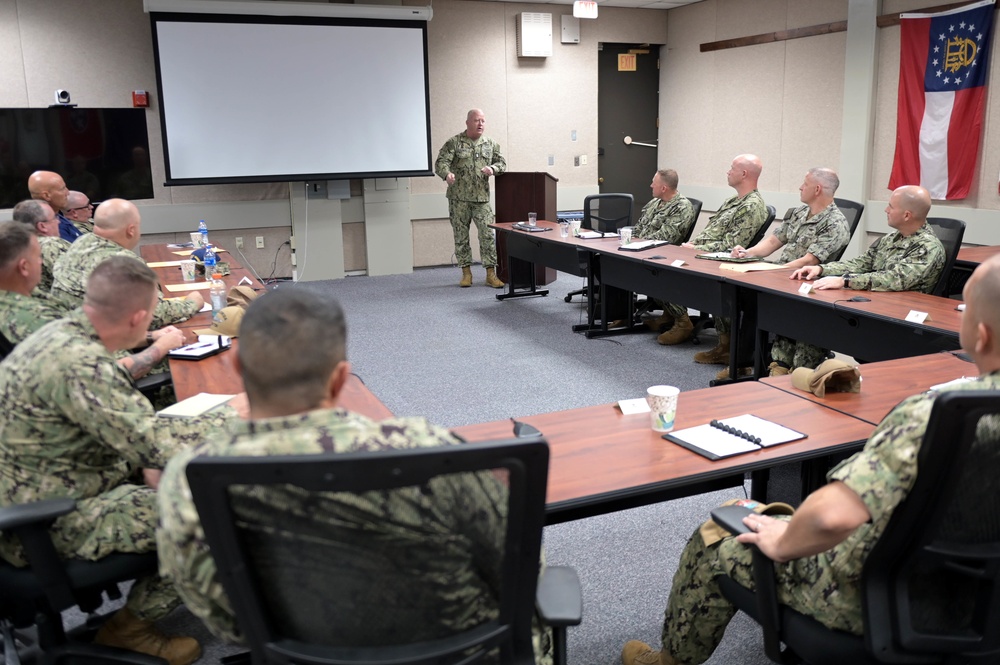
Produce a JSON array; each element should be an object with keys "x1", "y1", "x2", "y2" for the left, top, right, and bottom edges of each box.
[{"x1": 68, "y1": 204, "x2": 93, "y2": 212}]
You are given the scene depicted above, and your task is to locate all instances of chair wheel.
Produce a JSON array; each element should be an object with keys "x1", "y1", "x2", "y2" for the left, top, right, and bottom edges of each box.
[{"x1": 564, "y1": 295, "x2": 573, "y2": 303}]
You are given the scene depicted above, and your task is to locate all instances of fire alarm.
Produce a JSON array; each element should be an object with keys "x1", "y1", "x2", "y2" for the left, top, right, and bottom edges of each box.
[{"x1": 132, "y1": 90, "x2": 149, "y2": 108}]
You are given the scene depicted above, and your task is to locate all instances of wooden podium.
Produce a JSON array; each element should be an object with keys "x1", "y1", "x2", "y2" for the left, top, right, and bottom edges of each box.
[{"x1": 495, "y1": 172, "x2": 558, "y2": 285}]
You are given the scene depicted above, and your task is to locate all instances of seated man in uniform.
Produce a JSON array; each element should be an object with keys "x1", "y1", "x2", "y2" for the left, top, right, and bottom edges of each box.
[
  {"x1": 622, "y1": 251, "x2": 1000, "y2": 665},
  {"x1": 0, "y1": 256, "x2": 235, "y2": 665},
  {"x1": 12, "y1": 198, "x2": 70, "y2": 298},
  {"x1": 157, "y1": 288, "x2": 552, "y2": 663}
]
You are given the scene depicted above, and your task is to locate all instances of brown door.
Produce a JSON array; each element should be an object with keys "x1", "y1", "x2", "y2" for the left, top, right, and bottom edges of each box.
[{"x1": 598, "y1": 43, "x2": 660, "y2": 225}]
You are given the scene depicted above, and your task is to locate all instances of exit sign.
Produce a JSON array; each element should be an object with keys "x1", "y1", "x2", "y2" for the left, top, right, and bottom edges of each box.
[
  {"x1": 573, "y1": 0, "x2": 598, "y2": 18},
  {"x1": 618, "y1": 53, "x2": 637, "y2": 71}
]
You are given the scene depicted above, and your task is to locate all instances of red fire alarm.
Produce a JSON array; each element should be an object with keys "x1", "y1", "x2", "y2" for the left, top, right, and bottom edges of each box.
[{"x1": 132, "y1": 90, "x2": 149, "y2": 108}]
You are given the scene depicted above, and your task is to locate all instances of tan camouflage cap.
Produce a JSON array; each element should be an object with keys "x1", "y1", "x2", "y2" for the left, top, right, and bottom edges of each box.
[{"x1": 791, "y1": 358, "x2": 861, "y2": 397}]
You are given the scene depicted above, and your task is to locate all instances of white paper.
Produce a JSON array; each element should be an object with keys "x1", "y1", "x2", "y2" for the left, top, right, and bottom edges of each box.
[
  {"x1": 618, "y1": 398, "x2": 651, "y2": 415},
  {"x1": 577, "y1": 231, "x2": 617, "y2": 239},
  {"x1": 158, "y1": 392, "x2": 234, "y2": 417}
]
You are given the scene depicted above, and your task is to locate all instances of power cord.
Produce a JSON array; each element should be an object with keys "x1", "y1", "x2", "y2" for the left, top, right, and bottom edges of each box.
[{"x1": 263, "y1": 240, "x2": 291, "y2": 284}]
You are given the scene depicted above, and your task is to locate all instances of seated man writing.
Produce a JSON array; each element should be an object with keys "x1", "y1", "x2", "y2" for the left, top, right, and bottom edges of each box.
[
  {"x1": 157, "y1": 288, "x2": 552, "y2": 662},
  {"x1": 620, "y1": 252, "x2": 1000, "y2": 665}
]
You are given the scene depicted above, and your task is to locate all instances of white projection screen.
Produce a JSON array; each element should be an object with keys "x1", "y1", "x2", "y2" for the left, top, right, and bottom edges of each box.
[{"x1": 149, "y1": 12, "x2": 432, "y2": 185}]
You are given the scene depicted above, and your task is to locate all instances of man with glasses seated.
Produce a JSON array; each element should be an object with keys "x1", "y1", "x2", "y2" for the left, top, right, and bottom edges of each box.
[{"x1": 65, "y1": 190, "x2": 95, "y2": 234}]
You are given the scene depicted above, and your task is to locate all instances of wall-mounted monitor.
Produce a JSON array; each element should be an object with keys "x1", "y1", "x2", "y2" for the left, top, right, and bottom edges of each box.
[
  {"x1": 0, "y1": 107, "x2": 153, "y2": 209},
  {"x1": 148, "y1": 7, "x2": 433, "y2": 186}
]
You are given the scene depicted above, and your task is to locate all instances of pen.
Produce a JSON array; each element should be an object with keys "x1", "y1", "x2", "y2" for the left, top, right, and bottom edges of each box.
[{"x1": 185, "y1": 342, "x2": 214, "y2": 351}]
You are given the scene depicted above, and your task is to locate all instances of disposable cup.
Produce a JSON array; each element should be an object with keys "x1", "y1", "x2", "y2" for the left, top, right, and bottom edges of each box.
[{"x1": 647, "y1": 385, "x2": 680, "y2": 432}]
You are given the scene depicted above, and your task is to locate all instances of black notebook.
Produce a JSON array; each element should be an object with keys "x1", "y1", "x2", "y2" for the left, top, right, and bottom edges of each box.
[
  {"x1": 694, "y1": 252, "x2": 759, "y2": 263},
  {"x1": 511, "y1": 222, "x2": 550, "y2": 233},
  {"x1": 663, "y1": 414, "x2": 807, "y2": 461},
  {"x1": 618, "y1": 239, "x2": 669, "y2": 252}
]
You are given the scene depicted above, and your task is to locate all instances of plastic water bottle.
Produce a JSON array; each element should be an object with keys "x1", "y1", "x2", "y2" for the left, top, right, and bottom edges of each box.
[
  {"x1": 198, "y1": 219, "x2": 208, "y2": 248},
  {"x1": 203, "y1": 244, "x2": 217, "y2": 274},
  {"x1": 210, "y1": 273, "x2": 226, "y2": 313}
]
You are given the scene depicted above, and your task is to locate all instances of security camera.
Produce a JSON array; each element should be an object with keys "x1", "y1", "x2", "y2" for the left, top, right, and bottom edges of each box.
[{"x1": 54, "y1": 90, "x2": 71, "y2": 105}]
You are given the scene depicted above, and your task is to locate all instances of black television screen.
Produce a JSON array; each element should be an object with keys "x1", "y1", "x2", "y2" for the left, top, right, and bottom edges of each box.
[{"x1": 0, "y1": 107, "x2": 153, "y2": 209}]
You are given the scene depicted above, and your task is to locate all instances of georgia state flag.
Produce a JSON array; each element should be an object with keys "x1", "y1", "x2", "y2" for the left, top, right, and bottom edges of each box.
[{"x1": 888, "y1": 0, "x2": 994, "y2": 201}]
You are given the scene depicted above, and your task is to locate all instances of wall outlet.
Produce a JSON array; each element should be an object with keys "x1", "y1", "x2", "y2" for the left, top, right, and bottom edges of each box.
[
  {"x1": 255, "y1": 236, "x2": 265, "y2": 249},
  {"x1": 580, "y1": 154, "x2": 588, "y2": 165},
  {"x1": 289, "y1": 235, "x2": 296, "y2": 250},
  {"x1": 235, "y1": 236, "x2": 244, "y2": 249},
  {"x1": 574, "y1": 156, "x2": 580, "y2": 167},
  {"x1": 291, "y1": 252, "x2": 297, "y2": 266}
]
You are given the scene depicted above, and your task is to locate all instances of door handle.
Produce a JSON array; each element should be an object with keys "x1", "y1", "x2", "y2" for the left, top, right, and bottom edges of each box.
[
  {"x1": 623, "y1": 136, "x2": 657, "y2": 148},
  {"x1": 598, "y1": 177, "x2": 604, "y2": 184}
]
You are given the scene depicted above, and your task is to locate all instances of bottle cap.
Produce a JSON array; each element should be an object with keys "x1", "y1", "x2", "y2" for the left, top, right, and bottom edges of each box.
[{"x1": 212, "y1": 273, "x2": 223, "y2": 279}]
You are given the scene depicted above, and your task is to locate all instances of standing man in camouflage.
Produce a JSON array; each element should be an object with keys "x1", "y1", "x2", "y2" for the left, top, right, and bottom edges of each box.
[
  {"x1": 157, "y1": 288, "x2": 551, "y2": 663},
  {"x1": 51, "y1": 198, "x2": 204, "y2": 328},
  {"x1": 0, "y1": 256, "x2": 235, "y2": 665},
  {"x1": 657, "y1": 155, "x2": 768, "y2": 359},
  {"x1": 11, "y1": 198, "x2": 70, "y2": 298},
  {"x1": 791, "y1": 185, "x2": 944, "y2": 293},
  {"x1": 27, "y1": 170, "x2": 81, "y2": 243},
  {"x1": 435, "y1": 109, "x2": 506, "y2": 288},
  {"x1": 65, "y1": 190, "x2": 95, "y2": 234},
  {"x1": 622, "y1": 251, "x2": 1000, "y2": 665},
  {"x1": 720, "y1": 167, "x2": 851, "y2": 380}
]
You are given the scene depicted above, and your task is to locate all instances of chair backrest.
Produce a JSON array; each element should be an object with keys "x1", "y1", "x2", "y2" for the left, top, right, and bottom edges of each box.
[
  {"x1": 583, "y1": 194, "x2": 634, "y2": 234},
  {"x1": 0, "y1": 331, "x2": 13, "y2": 361},
  {"x1": 681, "y1": 197, "x2": 703, "y2": 245},
  {"x1": 187, "y1": 438, "x2": 550, "y2": 665},
  {"x1": 926, "y1": 217, "x2": 966, "y2": 296},
  {"x1": 746, "y1": 205, "x2": 776, "y2": 249},
  {"x1": 830, "y1": 197, "x2": 865, "y2": 262},
  {"x1": 863, "y1": 390, "x2": 1000, "y2": 661}
]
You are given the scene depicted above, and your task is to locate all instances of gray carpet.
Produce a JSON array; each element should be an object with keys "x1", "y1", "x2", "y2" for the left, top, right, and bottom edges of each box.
[{"x1": 72, "y1": 265, "x2": 796, "y2": 665}]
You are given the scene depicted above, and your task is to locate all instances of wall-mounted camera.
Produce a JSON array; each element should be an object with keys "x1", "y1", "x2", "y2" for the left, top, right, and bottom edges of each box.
[{"x1": 54, "y1": 89, "x2": 73, "y2": 106}]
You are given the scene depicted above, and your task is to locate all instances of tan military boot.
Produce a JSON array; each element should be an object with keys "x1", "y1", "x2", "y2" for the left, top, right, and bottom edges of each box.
[
  {"x1": 656, "y1": 313, "x2": 693, "y2": 345},
  {"x1": 643, "y1": 311, "x2": 674, "y2": 332},
  {"x1": 621, "y1": 640, "x2": 678, "y2": 665},
  {"x1": 768, "y1": 361, "x2": 791, "y2": 376},
  {"x1": 485, "y1": 267, "x2": 505, "y2": 288},
  {"x1": 94, "y1": 608, "x2": 202, "y2": 665},
  {"x1": 459, "y1": 266, "x2": 473, "y2": 287},
  {"x1": 693, "y1": 333, "x2": 730, "y2": 365},
  {"x1": 716, "y1": 366, "x2": 753, "y2": 381}
]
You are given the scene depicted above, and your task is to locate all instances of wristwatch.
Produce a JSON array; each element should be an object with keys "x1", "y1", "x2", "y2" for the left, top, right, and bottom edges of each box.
[{"x1": 842, "y1": 273, "x2": 853, "y2": 289}]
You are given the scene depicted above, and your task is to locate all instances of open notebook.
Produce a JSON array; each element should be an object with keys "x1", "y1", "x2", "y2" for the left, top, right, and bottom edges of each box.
[{"x1": 664, "y1": 414, "x2": 807, "y2": 461}]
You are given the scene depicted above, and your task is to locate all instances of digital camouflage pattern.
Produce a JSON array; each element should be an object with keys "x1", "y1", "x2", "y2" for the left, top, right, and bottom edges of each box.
[
  {"x1": 689, "y1": 190, "x2": 768, "y2": 252},
  {"x1": 72, "y1": 218, "x2": 95, "y2": 234},
  {"x1": 820, "y1": 223, "x2": 945, "y2": 292},
  {"x1": 37, "y1": 236, "x2": 71, "y2": 295},
  {"x1": 0, "y1": 310, "x2": 230, "y2": 619},
  {"x1": 435, "y1": 132, "x2": 506, "y2": 268},
  {"x1": 772, "y1": 202, "x2": 850, "y2": 265},
  {"x1": 633, "y1": 193, "x2": 695, "y2": 244},
  {"x1": 51, "y1": 233, "x2": 199, "y2": 328},
  {"x1": 659, "y1": 371, "x2": 1000, "y2": 664},
  {"x1": 158, "y1": 407, "x2": 551, "y2": 663},
  {"x1": 769, "y1": 336, "x2": 829, "y2": 371},
  {"x1": 0, "y1": 289, "x2": 63, "y2": 345}
]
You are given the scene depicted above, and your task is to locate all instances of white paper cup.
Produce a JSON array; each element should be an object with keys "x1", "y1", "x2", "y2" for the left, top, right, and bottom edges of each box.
[
  {"x1": 647, "y1": 385, "x2": 680, "y2": 432},
  {"x1": 180, "y1": 260, "x2": 197, "y2": 282},
  {"x1": 190, "y1": 231, "x2": 202, "y2": 248},
  {"x1": 620, "y1": 226, "x2": 633, "y2": 246},
  {"x1": 559, "y1": 222, "x2": 569, "y2": 238},
  {"x1": 528, "y1": 212, "x2": 537, "y2": 226},
  {"x1": 570, "y1": 219, "x2": 582, "y2": 237}
]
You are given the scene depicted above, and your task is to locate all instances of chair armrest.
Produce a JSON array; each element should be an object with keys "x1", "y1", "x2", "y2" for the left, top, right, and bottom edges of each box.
[
  {"x1": 135, "y1": 372, "x2": 173, "y2": 397},
  {"x1": 536, "y1": 565, "x2": 582, "y2": 627},
  {"x1": 750, "y1": 547, "x2": 786, "y2": 663},
  {"x1": 0, "y1": 498, "x2": 76, "y2": 532}
]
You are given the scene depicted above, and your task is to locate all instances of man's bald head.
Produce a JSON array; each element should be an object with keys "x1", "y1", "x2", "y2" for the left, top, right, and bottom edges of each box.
[
  {"x1": 894, "y1": 185, "x2": 932, "y2": 222},
  {"x1": 94, "y1": 198, "x2": 142, "y2": 249},
  {"x1": 734, "y1": 154, "x2": 762, "y2": 179},
  {"x1": 27, "y1": 170, "x2": 69, "y2": 211},
  {"x1": 727, "y1": 154, "x2": 763, "y2": 193}
]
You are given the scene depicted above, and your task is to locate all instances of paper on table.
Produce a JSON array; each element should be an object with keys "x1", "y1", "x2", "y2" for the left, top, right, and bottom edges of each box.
[
  {"x1": 158, "y1": 392, "x2": 234, "y2": 418},
  {"x1": 577, "y1": 231, "x2": 617, "y2": 239},
  {"x1": 669, "y1": 424, "x2": 762, "y2": 458},
  {"x1": 171, "y1": 248, "x2": 227, "y2": 256},
  {"x1": 147, "y1": 260, "x2": 187, "y2": 268},
  {"x1": 164, "y1": 282, "x2": 213, "y2": 292},
  {"x1": 618, "y1": 397, "x2": 651, "y2": 414},
  {"x1": 720, "y1": 414, "x2": 805, "y2": 447},
  {"x1": 718, "y1": 261, "x2": 789, "y2": 273}
]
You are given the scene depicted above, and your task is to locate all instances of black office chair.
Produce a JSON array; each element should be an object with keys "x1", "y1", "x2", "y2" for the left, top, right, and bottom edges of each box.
[
  {"x1": 926, "y1": 217, "x2": 967, "y2": 297},
  {"x1": 564, "y1": 193, "x2": 634, "y2": 304},
  {"x1": 829, "y1": 198, "x2": 865, "y2": 263},
  {"x1": 0, "y1": 498, "x2": 164, "y2": 665},
  {"x1": 679, "y1": 197, "x2": 703, "y2": 245},
  {"x1": 186, "y1": 438, "x2": 582, "y2": 665},
  {"x1": 691, "y1": 204, "x2": 776, "y2": 345},
  {"x1": 716, "y1": 390, "x2": 1000, "y2": 664},
  {"x1": 0, "y1": 331, "x2": 14, "y2": 361}
]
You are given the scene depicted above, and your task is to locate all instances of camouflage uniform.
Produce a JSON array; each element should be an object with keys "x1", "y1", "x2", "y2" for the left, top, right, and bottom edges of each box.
[
  {"x1": 72, "y1": 218, "x2": 95, "y2": 234},
  {"x1": 819, "y1": 223, "x2": 945, "y2": 292},
  {"x1": 51, "y1": 233, "x2": 199, "y2": 328},
  {"x1": 435, "y1": 132, "x2": 506, "y2": 268},
  {"x1": 658, "y1": 372, "x2": 1000, "y2": 664},
  {"x1": 158, "y1": 407, "x2": 551, "y2": 663},
  {"x1": 37, "y1": 236, "x2": 71, "y2": 297},
  {"x1": 0, "y1": 290, "x2": 63, "y2": 345},
  {"x1": 633, "y1": 193, "x2": 695, "y2": 244},
  {"x1": 0, "y1": 310, "x2": 230, "y2": 620},
  {"x1": 767, "y1": 203, "x2": 851, "y2": 370},
  {"x1": 664, "y1": 190, "x2": 769, "y2": 328}
]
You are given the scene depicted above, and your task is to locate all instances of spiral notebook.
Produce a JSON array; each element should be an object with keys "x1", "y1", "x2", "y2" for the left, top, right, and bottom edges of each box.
[{"x1": 663, "y1": 414, "x2": 807, "y2": 461}]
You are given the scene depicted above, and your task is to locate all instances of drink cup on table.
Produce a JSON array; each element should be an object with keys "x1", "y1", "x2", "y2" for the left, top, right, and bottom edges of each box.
[
  {"x1": 189, "y1": 231, "x2": 202, "y2": 248},
  {"x1": 647, "y1": 385, "x2": 680, "y2": 432},
  {"x1": 559, "y1": 221, "x2": 570, "y2": 238},
  {"x1": 528, "y1": 212, "x2": 537, "y2": 227},
  {"x1": 180, "y1": 260, "x2": 196, "y2": 282},
  {"x1": 570, "y1": 219, "x2": 582, "y2": 237},
  {"x1": 619, "y1": 226, "x2": 633, "y2": 246}
]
